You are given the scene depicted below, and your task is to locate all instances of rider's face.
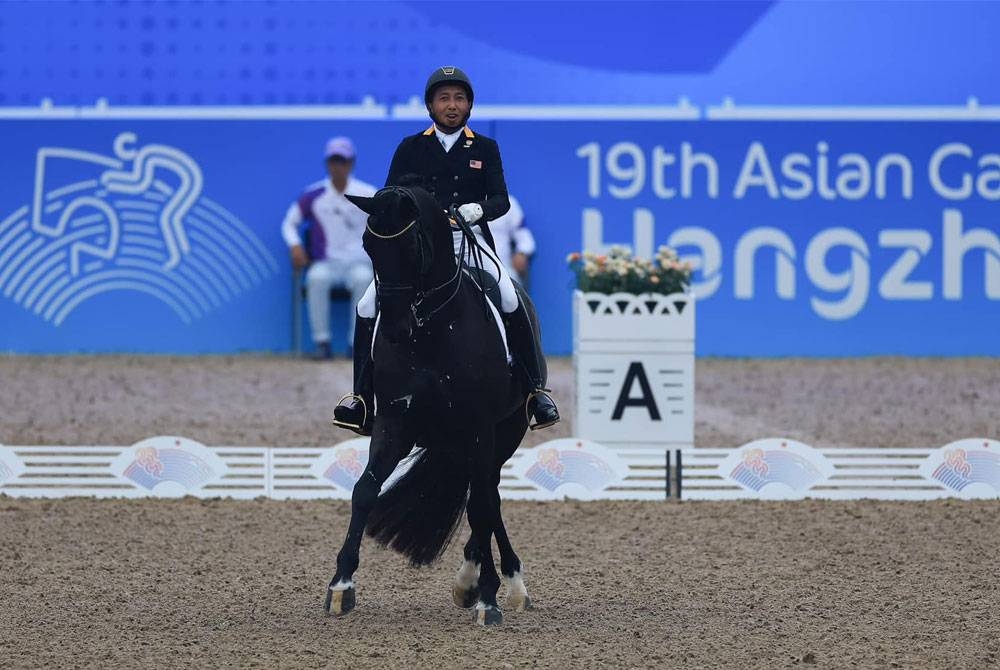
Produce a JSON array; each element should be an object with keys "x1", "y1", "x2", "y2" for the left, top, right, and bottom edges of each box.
[{"x1": 429, "y1": 85, "x2": 471, "y2": 130}]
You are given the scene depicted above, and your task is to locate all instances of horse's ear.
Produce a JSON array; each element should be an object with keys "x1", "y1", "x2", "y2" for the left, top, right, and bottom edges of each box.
[{"x1": 346, "y1": 194, "x2": 376, "y2": 214}]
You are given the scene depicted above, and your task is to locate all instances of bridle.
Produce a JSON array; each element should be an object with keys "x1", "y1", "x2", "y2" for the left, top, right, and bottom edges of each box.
[{"x1": 367, "y1": 188, "x2": 473, "y2": 330}]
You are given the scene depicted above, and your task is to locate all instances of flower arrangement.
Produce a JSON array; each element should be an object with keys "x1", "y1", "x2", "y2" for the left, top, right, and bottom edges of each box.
[{"x1": 567, "y1": 245, "x2": 692, "y2": 295}]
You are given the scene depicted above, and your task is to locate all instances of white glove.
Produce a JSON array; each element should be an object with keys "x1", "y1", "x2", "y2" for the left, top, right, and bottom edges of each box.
[{"x1": 457, "y1": 203, "x2": 484, "y2": 225}]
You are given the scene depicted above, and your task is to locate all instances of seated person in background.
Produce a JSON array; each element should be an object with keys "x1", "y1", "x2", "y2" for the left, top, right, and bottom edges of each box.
[
  {"x1": 281, "y1": 137, "x2": 377, "y2": 359},
  {"x1": 488, "y1": 194, "x2": 536, "y2": 289}
]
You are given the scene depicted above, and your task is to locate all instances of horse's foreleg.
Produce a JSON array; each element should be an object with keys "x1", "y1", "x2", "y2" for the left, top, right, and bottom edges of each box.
[
  {"x1": 325, "y1": 427, "x2": 408, "y2": 616},
  {"x1": 452, "y1": 533, "x2": 481, "y2": 609},
  {"x1": 324, "y1": 469, "x2": 379, "y2": 616}
]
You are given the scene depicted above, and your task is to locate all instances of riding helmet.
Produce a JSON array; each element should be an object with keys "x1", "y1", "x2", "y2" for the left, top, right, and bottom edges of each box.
[{"x1": 424, "y1": 66, "x2": 474, "y2": 105}]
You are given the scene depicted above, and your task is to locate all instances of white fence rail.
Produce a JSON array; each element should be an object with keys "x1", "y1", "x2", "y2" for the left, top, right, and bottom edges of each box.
[
  {"x1": 678, "y1": 438, "x2": 1000, "y2": 501},
  {"x1": 0, "y1": 436, "x2": 671, "y2": 501},
  {"x1": 3, "y1": 436, "x2": 999, "y2": 501}
]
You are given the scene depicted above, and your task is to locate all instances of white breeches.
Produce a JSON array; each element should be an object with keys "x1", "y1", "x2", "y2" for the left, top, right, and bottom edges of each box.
[{"x1": 356, "y1": 229, "x2": 519, "y2": 318}]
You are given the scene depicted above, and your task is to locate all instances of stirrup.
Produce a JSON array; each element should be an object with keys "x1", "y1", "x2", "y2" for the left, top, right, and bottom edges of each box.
[
  {"x1": 331, "y1": 393, "x2": 369, "y2": 433},
  {"x1": 525, "y1": 389, "x2": 559, "y2": 431}
]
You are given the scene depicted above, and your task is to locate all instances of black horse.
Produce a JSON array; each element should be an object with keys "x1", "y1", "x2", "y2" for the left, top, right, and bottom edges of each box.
[{"x1": 324, "y1": 186, "x2": 539, "y2": 626}]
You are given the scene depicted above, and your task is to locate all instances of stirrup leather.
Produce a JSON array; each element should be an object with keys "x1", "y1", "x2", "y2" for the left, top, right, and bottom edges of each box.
[
  {"x1": 525, "y1": 388, "x2": 559, "y2": 431},
  {"x1": 331, "y1": 392, "x2": 369, "y2": 431}
]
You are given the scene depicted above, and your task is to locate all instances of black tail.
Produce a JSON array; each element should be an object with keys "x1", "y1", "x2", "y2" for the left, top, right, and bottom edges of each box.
[{"x1": 365, "y1": 447, "x2": 469, "y2": 566}]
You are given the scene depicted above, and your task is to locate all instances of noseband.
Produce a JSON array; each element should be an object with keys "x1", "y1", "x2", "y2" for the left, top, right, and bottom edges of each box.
[{"x1": 366, "y1": 218, "x2": 416, "y2": 240}]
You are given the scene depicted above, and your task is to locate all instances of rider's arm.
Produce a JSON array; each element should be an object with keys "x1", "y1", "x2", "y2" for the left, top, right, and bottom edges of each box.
[{"x1": 477, "y1": 138, "x2": 510, "y2": 223}]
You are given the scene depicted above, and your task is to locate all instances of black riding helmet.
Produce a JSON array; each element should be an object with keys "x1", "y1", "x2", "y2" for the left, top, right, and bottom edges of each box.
[{"x1": 424, "y1": 66, "x2": 474, "y2": 106}]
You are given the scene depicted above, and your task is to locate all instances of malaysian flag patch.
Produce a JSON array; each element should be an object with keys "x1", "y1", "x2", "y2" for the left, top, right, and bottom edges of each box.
[{"x1": 469, "y1": 159, "x2": 482, "y2": 169}]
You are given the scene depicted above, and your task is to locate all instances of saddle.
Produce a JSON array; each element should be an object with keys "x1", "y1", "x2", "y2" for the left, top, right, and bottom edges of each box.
[
  {"x1": 461, "y1": 263, "x2": 502, "y2": 314},
  {"x1": 462, "y1": 264, "x2": 512, "y2": 363}
]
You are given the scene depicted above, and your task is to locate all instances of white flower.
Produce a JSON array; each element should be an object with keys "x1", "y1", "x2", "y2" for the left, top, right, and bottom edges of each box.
[
  {"x1": 608, "y1": 244, "x2": 631, "y2": 259},
  {"x1": 656, "y1": 244, "x2": 679, "y2": 260}
]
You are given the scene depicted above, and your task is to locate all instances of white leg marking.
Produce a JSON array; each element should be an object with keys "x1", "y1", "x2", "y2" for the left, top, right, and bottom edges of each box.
[
  {"x1": 506, "y1": 570, "x2": 528, "y2": 599},
  {"x1": 504, "y1": 569, "x2": 532, "y2": 611},
  {"x1": 329, "y1": 578, "x2": 354, "y2": 592},
  {"x1": 455, "y1": 560, "x2": 480, "y2": 589}
]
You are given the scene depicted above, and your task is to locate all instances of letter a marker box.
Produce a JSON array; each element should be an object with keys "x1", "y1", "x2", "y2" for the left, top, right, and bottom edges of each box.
[{"x1": 572, "y1": 291, "x2": 694, "y2": 450}]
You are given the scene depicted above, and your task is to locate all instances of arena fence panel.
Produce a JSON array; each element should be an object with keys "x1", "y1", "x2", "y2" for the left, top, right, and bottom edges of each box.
[
  {"x1": 2, "y1": 436, "x2": 998, "y2": 501},
  {"x1": 0, "y1": 436, "x2": 671, "y2": 501},
  {"x1": 678, "y1": 438, "x2": 1000, "y2": 501}
]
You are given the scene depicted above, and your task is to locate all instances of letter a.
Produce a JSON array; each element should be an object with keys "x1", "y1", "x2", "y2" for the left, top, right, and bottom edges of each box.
[{"x1": 611, "y1": 362, "x2": 662, "y2": 421}]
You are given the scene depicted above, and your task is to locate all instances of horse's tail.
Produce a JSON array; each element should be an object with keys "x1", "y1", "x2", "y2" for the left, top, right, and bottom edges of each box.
[{"x1": 365, "y1": 447, "x2": 469, "y2": 566}]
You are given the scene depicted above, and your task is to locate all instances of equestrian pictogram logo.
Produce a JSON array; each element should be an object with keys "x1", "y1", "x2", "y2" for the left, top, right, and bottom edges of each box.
[
  {"x1": 112, "y1": 436, "x2": 226, "y2": 496},
  {"x1": 311, "y1": 438, "x2": 382, "y2": 494},
  {"x1": 316, "y1": 444, "x2": 370, "y2": 490},
  {"x1": 921, "y1": 439, "x2": 1000, "y2": 499},
  {"x1": 512, "y1": 439, "x2": 628, "y2": 499},
  {"x1": 0, "y1": 132, "x2": 277, "y2": 325},
  {"x1": 717, "y1": 439, "x2": 835, "y2": 499}
]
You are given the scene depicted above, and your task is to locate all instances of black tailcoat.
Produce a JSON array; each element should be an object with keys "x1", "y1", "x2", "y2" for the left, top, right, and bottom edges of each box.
[{"x1": 385, "y1": 125, "x2": 510, "y2": 250}]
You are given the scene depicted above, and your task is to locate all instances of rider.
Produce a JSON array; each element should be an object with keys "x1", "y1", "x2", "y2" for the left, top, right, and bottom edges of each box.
[{"x1": 332, "y1": 65, "x2": 560, "y2": 436}]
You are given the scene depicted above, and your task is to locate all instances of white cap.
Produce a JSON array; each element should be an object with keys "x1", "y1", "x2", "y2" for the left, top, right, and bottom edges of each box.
[{"x1": 324, "y1": 136, "x2": 356, "y2": 160}]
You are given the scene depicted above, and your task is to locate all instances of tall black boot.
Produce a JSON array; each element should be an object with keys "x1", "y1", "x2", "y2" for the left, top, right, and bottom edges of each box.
[
  {"x1": 504, "y1": 302, "x2": 560, "y2": 431},
  {"x1": 332, "y1": 316, "x2": 375, "y2": 436}
]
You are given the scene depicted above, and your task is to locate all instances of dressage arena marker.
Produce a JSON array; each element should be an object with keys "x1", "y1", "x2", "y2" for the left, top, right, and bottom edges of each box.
[
  {"x1": 1, "y1": 436, "x2": 998, "y2": 501},
  {"x1": 573, "y1": 291, "x2": 695, "y2": 454}
]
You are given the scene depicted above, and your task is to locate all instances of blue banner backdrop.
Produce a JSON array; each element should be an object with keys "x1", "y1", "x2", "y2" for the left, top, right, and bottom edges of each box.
[
  {"x1": 1, "y1": 118, "x2": 998, "y2": 355},
  {"x1": 499, "y1": 119, "x2": 1000, "y2": 356}
]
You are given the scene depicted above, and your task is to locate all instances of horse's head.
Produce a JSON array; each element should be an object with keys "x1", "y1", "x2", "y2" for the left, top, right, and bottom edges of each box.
[{"x1": 347, "y1": 187, "x2": 455, "y2": 344}]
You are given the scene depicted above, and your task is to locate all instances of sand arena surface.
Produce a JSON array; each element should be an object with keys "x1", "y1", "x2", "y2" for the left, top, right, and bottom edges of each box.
[{"x1": 2, "y1": 355, "x2": 1000, "y2": 669}]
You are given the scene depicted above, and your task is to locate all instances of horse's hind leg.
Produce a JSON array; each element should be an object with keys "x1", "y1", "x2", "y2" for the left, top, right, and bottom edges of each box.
[
  {"x1": 495, "y1": 517, "x2": 532, "y2": 612},
  {"x1": 325, "y1": 424, "x2": 410, "y2": 616},
  {"x1": 453, "y1": 412, "x2": 529, "y2": 615},
  {"x1": 456, "y1": 507, "x2": 530, "y2": 612},
  {"x1": 493, "y1": 409, "x2": 531, "y2": 611},
  {"x1": 467, "y1": 432, "x2": 504, "y2": 625},
  {"x1": 452, "y1": 534, "x2": 481, "y2": 609}
]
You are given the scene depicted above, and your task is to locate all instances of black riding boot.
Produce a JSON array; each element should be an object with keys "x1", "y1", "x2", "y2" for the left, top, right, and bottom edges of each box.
[
  {"x1": 332, "y1": 316, "x2": 375, "y2": 436},
  {"x1": 504, "y1": 302, "x2": 560, "y2": 430}
]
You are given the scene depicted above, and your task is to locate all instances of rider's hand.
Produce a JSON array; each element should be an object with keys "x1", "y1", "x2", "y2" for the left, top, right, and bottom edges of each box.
[
  {"x1": 290, "y1": 245, "x2": 310, "y2": 269},
  {"x1": 457, "y1": 203, "x2": 483, "y2": 225}
]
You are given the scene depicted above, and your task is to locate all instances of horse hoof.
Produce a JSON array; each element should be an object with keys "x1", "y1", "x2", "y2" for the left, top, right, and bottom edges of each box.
[
  {"x1": 474, "y1": 604, "x2": 503, "y2": 626},
  {"x1": 452, "y1": 583, "x2": 480, "y2": 609},
  {"x1": 325, "y1": 586, "x2": 356, "y2": 617},
  {"x1": 505, "y1": 593, "x2": 533, "y2": 612}
]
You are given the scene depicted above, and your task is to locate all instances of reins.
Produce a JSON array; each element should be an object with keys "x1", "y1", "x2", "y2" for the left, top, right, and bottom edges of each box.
[
  {"x1": 447, "y1": 205, "x2": 496, "y2": 321},
  {"x1": 410, "y1": 228, "x2": 465, "y2": 327}
]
